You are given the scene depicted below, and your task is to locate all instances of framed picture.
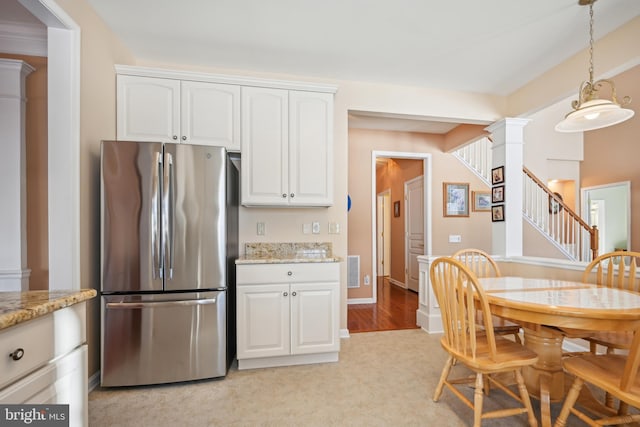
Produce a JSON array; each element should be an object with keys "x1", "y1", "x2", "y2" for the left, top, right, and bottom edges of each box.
[
  {"x1": 491, "y1": 166, "x2": 505, "y2": 185},
  {"x1": 472, "y1": 191, "x2": 491, "y2": 212},
  {"x1": 393, "y1": 200, "x2": 400, "y2": 217},
  {"x1": 549, "y1": 192, "x2": 563, "y2": 214},
  {"x1": 492, "y1": 185, "x2": 505, "y2": 203},
  {"x1": 443, "y1": 182, "x2": 469, "y2": 217},
  {"x1": 491, "y1": 205, "x2": 505, "y2": 222}
]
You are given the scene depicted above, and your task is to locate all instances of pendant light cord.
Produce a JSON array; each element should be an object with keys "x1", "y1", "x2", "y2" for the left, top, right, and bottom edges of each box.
[{"x1": 588, "y1": 1, "x2": 595, "y2": 85}]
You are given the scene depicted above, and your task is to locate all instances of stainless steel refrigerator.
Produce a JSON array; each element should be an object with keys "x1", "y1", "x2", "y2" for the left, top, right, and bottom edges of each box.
[{"x1": 100, "y1": 140, "x2": 238, "y2": 387}]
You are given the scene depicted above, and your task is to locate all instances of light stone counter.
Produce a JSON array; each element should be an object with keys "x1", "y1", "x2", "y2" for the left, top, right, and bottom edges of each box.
[
  {"x1": 0, "y1": 289, "x2": 97, "y2": 330},
  {"x1": 235, "y1": 242, "x2": 342, "y2": 264}
]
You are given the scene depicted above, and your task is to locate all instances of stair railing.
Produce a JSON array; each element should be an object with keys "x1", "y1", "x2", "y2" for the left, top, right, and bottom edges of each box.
[{"x1": 523, "y1": 167, "x2": 598, "y2": 262}]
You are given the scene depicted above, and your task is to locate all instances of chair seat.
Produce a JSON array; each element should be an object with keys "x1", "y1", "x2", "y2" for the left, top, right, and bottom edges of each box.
[
  {"x1": 441, "y1": 334, "x2": 538, "y2": 373},
  {"x1": 586, "y1": 331, "x2": 633, "y2": 350},
  {"x1": 563, "y1": 354, "x2": 640, "y2": 408}
]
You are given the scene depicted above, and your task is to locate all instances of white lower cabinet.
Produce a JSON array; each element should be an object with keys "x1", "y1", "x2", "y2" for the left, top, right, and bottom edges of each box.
[
  {"x1": 236, "y1": 262, "x2": 340, "y2": 369},
  {"x1": 0, "y1": 303, "x2": 88, "y2": 427}
]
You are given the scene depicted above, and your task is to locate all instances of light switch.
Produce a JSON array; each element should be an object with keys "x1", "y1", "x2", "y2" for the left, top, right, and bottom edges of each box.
[
  {"x1": 303, "y1": 223, "x2": 311, "y2": 234},
  {"x1": 257, "y1": 222, "x2": 265, "y2": 236},
  {"x1": 449, "y1": 234, "x2": 461, "y2": 243},
  {"x1": 328, "y1": 222, "x2": 340, "y2": 234}
]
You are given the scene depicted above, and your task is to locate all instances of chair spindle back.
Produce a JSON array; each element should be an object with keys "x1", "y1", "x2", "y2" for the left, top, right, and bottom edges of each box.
[{"x1": 582, "y1": 251, "x2": 640, "y2": 293}]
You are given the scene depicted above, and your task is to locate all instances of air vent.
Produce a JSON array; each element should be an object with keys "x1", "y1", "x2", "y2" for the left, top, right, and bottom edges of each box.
[{"x1": 347, "y1": 255, "x2": 360, "y2": 288}]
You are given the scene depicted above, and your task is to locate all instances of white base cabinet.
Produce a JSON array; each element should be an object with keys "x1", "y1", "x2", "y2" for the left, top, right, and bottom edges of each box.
[
  {"x1": 236, "y1": 262, "x2": 340, "y2": 369},
  {"x1": 0, "y1": 303, "x2": 88, "y2": 427}
]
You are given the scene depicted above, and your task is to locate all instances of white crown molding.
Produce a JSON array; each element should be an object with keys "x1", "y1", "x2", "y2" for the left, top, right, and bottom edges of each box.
[
  {"x1": 115, "y1": 64, "x2": 338, "y2": 94},
  {"x1": 0, "y1": 21, "x2": 47, "y2": 57}
]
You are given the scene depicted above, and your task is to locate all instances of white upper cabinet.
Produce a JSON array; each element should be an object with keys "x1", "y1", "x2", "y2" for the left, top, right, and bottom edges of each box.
[
  {"x1": 117, "y1": 75, "x2": 240, "y2": 150},
  {"x1": 241, "y1": 87, "x2": 334, "y2": 207},
  {"x1": 117, "y1": 75, "x2": 180, "y2": 143}
]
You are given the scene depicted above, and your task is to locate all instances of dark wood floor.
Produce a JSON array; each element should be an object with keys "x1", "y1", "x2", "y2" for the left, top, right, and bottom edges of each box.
[{"x1": 347, "y1": 276, "x2": 419, "y2": 333}]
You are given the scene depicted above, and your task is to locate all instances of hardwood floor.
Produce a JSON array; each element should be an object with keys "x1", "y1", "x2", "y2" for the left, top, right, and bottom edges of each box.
[{"x1": 347, "y1": 276, "x2": 419, "y2": 333}]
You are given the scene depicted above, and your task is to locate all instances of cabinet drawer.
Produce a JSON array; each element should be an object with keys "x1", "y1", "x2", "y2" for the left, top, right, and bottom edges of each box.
[
  {"x1": 0, "y1": 303, "x2": 86, "y2": 390},
  {"x1": 237, "y1": 262, "x2": 339, "y2": 284}
]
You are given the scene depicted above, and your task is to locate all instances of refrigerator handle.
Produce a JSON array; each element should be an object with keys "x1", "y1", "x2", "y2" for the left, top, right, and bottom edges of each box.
[
  {"x1": 165, "y1": 152, "x2": 175, "y2": 280},
  {"x1": 152, "y1": 152, "x2": 163, "y2": 279},
  {"x1": 106, "y1": 298, "x2": 218, "y2": 309}
]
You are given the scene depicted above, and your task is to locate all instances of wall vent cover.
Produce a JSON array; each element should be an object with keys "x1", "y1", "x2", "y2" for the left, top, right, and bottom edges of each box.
[{"x1": 347, "y1": 255, "x2": 360, "y2": 288}]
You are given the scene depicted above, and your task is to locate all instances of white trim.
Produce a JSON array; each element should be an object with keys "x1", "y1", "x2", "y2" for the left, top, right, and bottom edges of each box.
[
  {"x1": 88, "y1": 371, "x2": 100, "y2": 392},
  {"x1": 387, "y1": 277, "x2": 406, "y2": 289},
  {"x1": 581, "y1": 181, "x2": 631, "y2": 253},
  {"x1": 114, "y1": 64, "x2": 338, "y2": 94},
  {"x1": 347, "y1": 297, "x2": 375, "y2": 304},
  {"x1": 237, "y1": 352, "x2": 338, "y2": 370},
  {"x1": 339, "y1": 328, "x2": 350, "y2": 339},
  {"x1": 0, "y1": 268, "x2": 31, "y2": 291},
  {"x1": 0, "y1": 21, "x2": 47, "y2": 57},
  {"x1": 370, "y1": 151, "x2": 432, "y2": 306}
]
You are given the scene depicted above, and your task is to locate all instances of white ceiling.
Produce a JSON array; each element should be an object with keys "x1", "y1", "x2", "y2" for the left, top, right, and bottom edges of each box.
[{"x1": 3, "y1": 0, "x2": 640, "y2": 133}]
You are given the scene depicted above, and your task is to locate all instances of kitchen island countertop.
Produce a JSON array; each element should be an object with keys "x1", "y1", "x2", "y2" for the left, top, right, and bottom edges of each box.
[
  {"x1": 0, "y1": 289, "x2": 97, "y2": 330},
  {"x1": 235, "y1": 242, "x2": 342, "y2": 264}
]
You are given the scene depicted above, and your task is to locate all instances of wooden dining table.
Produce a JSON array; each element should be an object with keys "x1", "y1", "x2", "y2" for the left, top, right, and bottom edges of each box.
[{"x1": 477, "y1": 276, "x2": 640, "y2": 427}]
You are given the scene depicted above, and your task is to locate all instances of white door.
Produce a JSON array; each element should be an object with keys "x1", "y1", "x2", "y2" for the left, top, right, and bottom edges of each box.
[
  {"x1": 181, "y1": 81, "x2": 240, "y2": 149},
  {"x1": 290, "y1": 282, "x2": 339, "y2": 354},
  {"x1": 116, "y1": 75, "x2": 180, "y2": 142},
  {"x1": 289, "y1": 91, "x2": 333, "y2": 206},
  {"x1": 405, "y1": 176, "x2": 423, "y2": 292},
  {"x1": 237, "y1": 284, "x2": 290, "y2": 359},
  {"x1": 240, "y1": 87, "x2": 289, "y2": 205}
]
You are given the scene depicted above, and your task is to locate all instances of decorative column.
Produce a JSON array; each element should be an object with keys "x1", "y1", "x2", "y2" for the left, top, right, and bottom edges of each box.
[
  {"x1": 0, "y1": 59, "x2": 34, "y2": 291},
  {"x1": 486, "y1": 118, "x2": 530, "y2": 257}
]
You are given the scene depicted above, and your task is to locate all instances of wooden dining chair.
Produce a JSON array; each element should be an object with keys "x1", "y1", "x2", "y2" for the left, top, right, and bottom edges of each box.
[
  {"x1": 582, "y1": 251, "x2": 640, "y2": 355},
  {"x1": 452, "y1": 248, "x2": 522, "y2": 344},
  {"x1": 430, "y1": 257, "x2": 539, "y2": 427},
  {"x1": 554, "y1": 331, "x2": 640, "y2": 427}
]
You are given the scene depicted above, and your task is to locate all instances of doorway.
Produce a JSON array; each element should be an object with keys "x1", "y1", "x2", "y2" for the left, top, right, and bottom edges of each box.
[{"x1": 582, "y1": 181, "x2": 631, "y2": 253}]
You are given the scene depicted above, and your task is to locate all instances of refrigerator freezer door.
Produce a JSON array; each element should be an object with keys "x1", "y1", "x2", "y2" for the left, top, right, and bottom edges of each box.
[
  {"x1": 101, "y1": 291, "x2": 227, "y2": 387},
  {"x1": 101, "y1": 140, "x2": 164, "y2": 293},
  {"x1": 164, "y1": 144, "x2": 227, "y2": 291}
]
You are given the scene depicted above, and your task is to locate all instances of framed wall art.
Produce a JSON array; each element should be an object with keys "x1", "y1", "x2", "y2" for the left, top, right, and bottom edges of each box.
[
  {"x1": 491, "y1": 205, "x2": 505, "y2": 222},
  {"x1": 443, "y1": 182, "x2": 469, "y2": 217},
  {"x1": 472, "y1": 191, "x2": 491, "y2": 212},
  {"x1": 491, "y1": 166, "x2": 505, "y2": 185},
  {"x1": 492, "y1": 185, "x2": 505, "y2": 203},
  {"x1": 393, "y1": 200, "x2": 400, "y2": 217}
]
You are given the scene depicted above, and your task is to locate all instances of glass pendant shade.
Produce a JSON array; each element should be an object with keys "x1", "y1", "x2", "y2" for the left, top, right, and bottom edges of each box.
[{"x1": 555, "y1": 98, "x2": 635, "y2": 132}]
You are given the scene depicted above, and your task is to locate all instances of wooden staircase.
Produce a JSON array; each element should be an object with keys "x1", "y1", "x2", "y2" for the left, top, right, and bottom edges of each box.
[{"x1": 453, "y1": 138, "x2": 598, "y2": 262}]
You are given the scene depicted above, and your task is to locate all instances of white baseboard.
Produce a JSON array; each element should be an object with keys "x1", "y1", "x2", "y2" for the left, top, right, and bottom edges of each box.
[
  {"x1": 388, "y1": 278, "x2": 406, "y2": 288},
  {"x1": 339, "y1": 328, "x2": 350, "y2": 339},
  {"x1": 347, "y1": 297, "x2": 374, "y2": 304}
]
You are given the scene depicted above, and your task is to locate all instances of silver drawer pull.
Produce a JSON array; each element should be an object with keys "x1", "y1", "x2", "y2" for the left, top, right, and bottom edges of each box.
[{"x1": 10, "y1": 348, "x2": 24, "y2": 361}]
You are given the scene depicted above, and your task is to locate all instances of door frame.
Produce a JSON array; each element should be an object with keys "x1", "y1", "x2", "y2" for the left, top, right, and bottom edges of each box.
[
  {"x1": 370, "y1": 151, "x2": 431, "y2": 304},
  {"x1": 581, "y1": 181, "x2": 631, "y2": 253},
  {"x1": 376, "y1": 189, "x2": 391, "y2": 276}
]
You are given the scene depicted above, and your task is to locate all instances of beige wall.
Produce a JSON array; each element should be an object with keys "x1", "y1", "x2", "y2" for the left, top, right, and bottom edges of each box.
[
  {"x1": 56, "y1": 0, "x2": 135, "y2": 377},
  {"x1": 581, "y1": 65, "x2": 640, "y2": 252},
  {"x1": 348, "y1": 128, "x2": 493, "y2": 300},
  {"x1": 0, "y1": 53, "x2": 48, "y2": 290}
]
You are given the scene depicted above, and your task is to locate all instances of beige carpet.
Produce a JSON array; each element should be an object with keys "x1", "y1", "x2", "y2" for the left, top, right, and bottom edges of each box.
[{"x1": 89, "y1": 329, "x2": 585, "y2": 426}]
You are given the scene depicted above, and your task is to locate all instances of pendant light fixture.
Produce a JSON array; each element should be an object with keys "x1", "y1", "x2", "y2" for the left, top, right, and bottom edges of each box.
[{"x1": 555, "y1": 0, "x2": 634, "y2": 132}]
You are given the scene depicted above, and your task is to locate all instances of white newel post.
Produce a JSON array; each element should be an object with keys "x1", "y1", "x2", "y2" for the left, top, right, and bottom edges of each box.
[
  {"x1": 0, "y1": 59, "x2": 34, "y2": 291},
  {"x1": 416, "y1": 255, "x2": 443, "y2": 334},
  {"x1": 486, "y1": 118, "x2": 530, "y2": 258}
]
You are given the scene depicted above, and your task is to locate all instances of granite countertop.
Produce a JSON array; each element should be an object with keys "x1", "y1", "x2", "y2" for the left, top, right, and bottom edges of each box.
[
  {"x1": 0, "y1": 289, "x2": 97, "y2": 330},
  {"x1": 236, "y1": 242, "x2": 342, "y2": 264}
]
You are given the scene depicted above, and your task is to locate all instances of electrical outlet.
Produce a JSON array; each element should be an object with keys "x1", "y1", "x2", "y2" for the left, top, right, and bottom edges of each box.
[
  {"x1": 312, "y1": 222, "x2": 320, "y2": 234},
  {"x1": 257, "y1": 222, "x2": 265, "y2": 236},
  {"x1": 364, "y1": 275, "x2": 370, "y2": 286}
]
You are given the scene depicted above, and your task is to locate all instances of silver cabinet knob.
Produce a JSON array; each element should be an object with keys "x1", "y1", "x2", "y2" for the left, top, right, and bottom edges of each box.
[
  {"x1": 283, "y1": 292, "x2": 288, "y2": 297},
  {"x1": 282, "y1": 193, "x2": 287, "y2": 198},
  {"x1": 181, "y1": 136, "x2": 187, "y2": 141},
  {"x1": 287, "y1": 271, "x2": 292, "y2": 276},
  {"x1": 172, "y1": 135, "x2": 178, "y2": 140},
  {"x1": 292, "y1": 291, "x2": 297, "y2": 296},
  {"x1": 290, "y1": 193, "x2": 295, "y2": 198}
]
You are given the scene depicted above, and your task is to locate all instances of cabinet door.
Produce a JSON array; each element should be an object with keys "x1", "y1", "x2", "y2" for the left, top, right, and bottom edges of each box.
[
  {"x1": 290, "y1": 282, "x2": 339, "y2": 355},
  {"x1": 241, "y1": 87, "x2": 289, "y2": 206},
  {"x1": 181, "y1": 81, "x2": 240, "y2": 150},
  {"x1": 288, "y1": 91, "x2": 334, "y2": 206},
  {"x1": 117, "y1": 75, "x2": 180, "y2": 142},
  {"x1": 237, "y1": 284, "x2": 290, "y2": 359}
]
